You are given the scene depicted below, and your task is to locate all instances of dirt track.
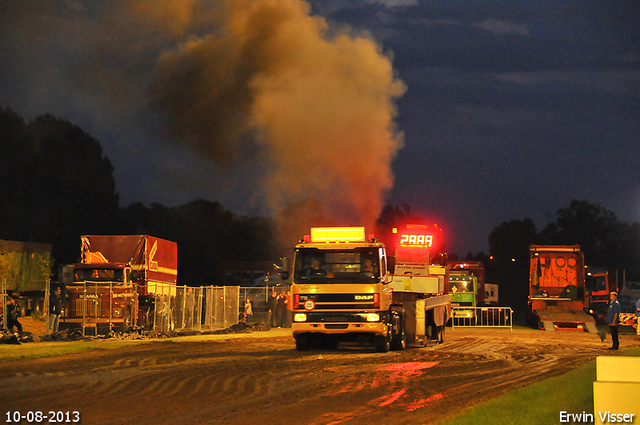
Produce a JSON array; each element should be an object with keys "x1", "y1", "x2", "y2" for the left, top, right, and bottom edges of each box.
[{"x1": 2, "y1": 327, "x2": 638, "y2": 425}]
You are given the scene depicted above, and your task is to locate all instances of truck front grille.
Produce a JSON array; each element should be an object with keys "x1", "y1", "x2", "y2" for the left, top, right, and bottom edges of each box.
[
  {"x1": 325, "y1": 324, "x2": 349, "y2": 329},
  {"x1": 298, "y1": 293, "x2": 375, "y2": 310},
  {"x1": 73, "y1": 298, "x2": 103, "y2": 317}
]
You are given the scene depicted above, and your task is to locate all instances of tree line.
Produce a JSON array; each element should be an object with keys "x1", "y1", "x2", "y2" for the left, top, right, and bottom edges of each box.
[
  {"x1": 2, "y1": 107, "x2": 639, "y2": 295},
  {"x1": 0, "y1": 107, "x2": 278, "y2": 285}
]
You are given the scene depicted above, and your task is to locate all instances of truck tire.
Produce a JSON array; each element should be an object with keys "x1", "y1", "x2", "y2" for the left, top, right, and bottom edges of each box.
[
  {"x1": 375, "y1": 328, "x2": 391, "y2": 353},
  {"x1": 391, "y1": 313, "x2": 406, "y2": 351},
  {"x1": 295, "y1": 335, "x2": 310, "y2": 351}
]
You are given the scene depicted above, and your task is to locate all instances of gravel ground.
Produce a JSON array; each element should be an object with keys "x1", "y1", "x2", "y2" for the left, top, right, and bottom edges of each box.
[{"x1": 2, "y1": 324, "x2": 638, "y2": 425}]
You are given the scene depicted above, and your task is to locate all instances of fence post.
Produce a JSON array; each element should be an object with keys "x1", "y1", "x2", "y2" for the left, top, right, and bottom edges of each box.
[{"x1": 1, "y1": 278, "x2": 6, "y2": 330}]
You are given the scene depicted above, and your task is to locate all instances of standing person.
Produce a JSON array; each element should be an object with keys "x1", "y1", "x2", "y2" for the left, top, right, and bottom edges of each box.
[
  {"x1": 607, "y1": 291, "x2": 621, "y2": 350},
  {"x1": 245, "y1": 297, "x2": 253, "y2": 324},
  {"x1": 157, "y1": 295, "x2": 170, "y2": 333},
  {"x1": 184, "y1": 287, "x2": 195, "y2": 329},
  {"x1": 48, "y1": 287, "x2": 62, "y2": 335},
  {"x1": 635, "y1": 296, "x2": 640, "y2": 336},
  {"x1": 285, "y1": 290, "x2": 292, "y2": 328},
  {"x1": 6, "y1": 294, "x2": 23, "y2": 335},
  {"x1": 266, "y1": 290, "x2": 277, "y2": 329},
  {"x1": 276, "y1": 290, "x2": 286, "y2": 328}
]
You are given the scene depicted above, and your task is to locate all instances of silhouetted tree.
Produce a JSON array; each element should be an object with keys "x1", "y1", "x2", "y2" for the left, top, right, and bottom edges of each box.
[
  {"x1": 0, "y1": 108, "x2": 119, "y2": 265},
  {"x1": 117, "y1": 200, "x2": 279, "y2": 285},
  {"x1": 487, "y1": 218, "x2": 537, "y2": 312},
  {"x1": 540, "y1": 199, "x2": 640, "y2": 280}
]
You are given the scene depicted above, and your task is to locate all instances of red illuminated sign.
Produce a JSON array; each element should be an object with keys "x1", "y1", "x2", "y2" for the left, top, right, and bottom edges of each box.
[{"x1": 399, "y1": 234, "x2": 433, "y2": 248}]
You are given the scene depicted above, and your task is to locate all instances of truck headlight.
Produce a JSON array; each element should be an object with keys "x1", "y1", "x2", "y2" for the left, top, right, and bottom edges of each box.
[
  {"x1": 294, "y1": 313, "x2": 307, "y2": 322},
  {"x1": 366, "y1": 313, "x2": 380, "y2": 322}
]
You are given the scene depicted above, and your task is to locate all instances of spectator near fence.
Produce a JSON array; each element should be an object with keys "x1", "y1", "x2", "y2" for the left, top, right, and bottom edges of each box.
[
  {"x1": 267, "y1": 290, "x2": 277, "y2": 329},
  {"x1": 276, "y1": 290, "x2": 286, "y2": 327},
  {"x1": 158, "y1": 295, "x2": 171, "y2": 333},
  {"x1": 245, "y1": 298, "x2": 253, "y2": 324},
  {"x1": 285, "y1": 290, "x2": 292, "y2": 328},
  {"x1": 5, "y1": 294, "x2": 22, "y2": 334},
  {"x1": 48, "y1": 288, "x2": 62, "y2": 335}
]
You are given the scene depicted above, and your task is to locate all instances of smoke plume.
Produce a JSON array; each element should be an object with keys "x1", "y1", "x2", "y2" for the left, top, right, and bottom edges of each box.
[
  {"x1": 148, "y1": 0, "x2": 406, "y2": 240},
  {"x1": 1, "y1": 0, "x2": 405, "y2": 245}
]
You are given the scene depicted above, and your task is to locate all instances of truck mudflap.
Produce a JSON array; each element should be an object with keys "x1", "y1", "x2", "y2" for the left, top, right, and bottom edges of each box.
[{"x1": 535, "y1": 306, "x2": 597, "y2": 332}]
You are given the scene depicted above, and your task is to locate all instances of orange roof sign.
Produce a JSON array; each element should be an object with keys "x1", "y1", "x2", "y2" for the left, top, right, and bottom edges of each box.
[{"x1": 310, "y1": 227, "x2": 366, "y2": 243}]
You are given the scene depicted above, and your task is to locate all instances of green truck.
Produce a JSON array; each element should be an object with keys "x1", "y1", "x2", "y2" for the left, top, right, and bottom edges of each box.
[{"x1": 1, "y1": 239, "x2": 52, "y2": 324}]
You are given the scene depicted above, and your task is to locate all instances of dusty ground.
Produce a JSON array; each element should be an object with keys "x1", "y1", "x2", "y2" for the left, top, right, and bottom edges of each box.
[{"x1": 1, "y1": 326, "x2": 639, "y2": 425}]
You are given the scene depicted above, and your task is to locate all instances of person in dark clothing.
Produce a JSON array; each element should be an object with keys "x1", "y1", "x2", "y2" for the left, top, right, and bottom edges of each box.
[
  {"x1": 266, "y1": 290, "x2": 277, "y2": 329},
  {"x1": 276, "y1": 290, "x2": 286, "y2": 327},
  {"x1": 49, "y1": 288, "x2": 62, "y2": 335},
  {"x1": 6, "y1": 295, "x2": 23, "y2": 334},
  {"x1": 607, "y1": 291, "x2": 620, "y2": 350},
  {"x1": 305, "y1": 258, "x2": 326, "y2": 278},
  {"x1": 285, "y1": 290, "x2": 292, "y2": 328}
]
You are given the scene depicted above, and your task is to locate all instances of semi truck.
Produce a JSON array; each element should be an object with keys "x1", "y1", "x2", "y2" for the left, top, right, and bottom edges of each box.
[
  {"x1": 0, "y1": 239, "x2": 52, "y2": 324},
  {"x1": 527, "y1": 245, "x2": 597, "y2": 332},
  {"x1": 290, "y1": 225, "x2": 451, "y2": 352},
  {"x1": 63, "y1": 235, "x2": 177, "y2": 333},
  {"x1": 584, "y1": 267, "x2": 614, "y2": 323},
  {"x1": 447, "y1": 261, "x2": 485, "y2": 321}
]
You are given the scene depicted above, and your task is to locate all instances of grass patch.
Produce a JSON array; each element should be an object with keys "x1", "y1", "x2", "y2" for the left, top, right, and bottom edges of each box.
[
  {"x1": 0, "y1": 339, "x2": 152, "y2": 363},
  {"x1": 437, "y1": 347, "x2": 640, "y2": 425},
  {"x1": 0, "y1": 328, "x2": 294, "y2": 363}
]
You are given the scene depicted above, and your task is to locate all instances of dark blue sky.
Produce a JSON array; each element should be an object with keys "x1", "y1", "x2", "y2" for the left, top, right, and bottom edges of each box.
[
  {"x1": 311, "y1": 0, "x2": 640, "y2": 254},
  {"x1": 1, "y1": 0, "x2": 639, "y2": 255}
]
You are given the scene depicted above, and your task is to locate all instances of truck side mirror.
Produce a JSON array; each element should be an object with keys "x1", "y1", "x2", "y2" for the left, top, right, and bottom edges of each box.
[{"x1": 281, "y1": 257, "x2": 290, "y2": 280}]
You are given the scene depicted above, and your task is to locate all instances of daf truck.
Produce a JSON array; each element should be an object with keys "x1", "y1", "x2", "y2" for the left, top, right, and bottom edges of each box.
[{"x1": 290, "y1": 226, "x2": 451, "y2": 352}]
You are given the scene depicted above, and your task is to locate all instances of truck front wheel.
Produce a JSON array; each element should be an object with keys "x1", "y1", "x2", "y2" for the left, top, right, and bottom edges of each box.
[
  {"x1": 375, "y1": 328, "x2": 391, "y2": 353},
  {"x1": 391, "y1": 313, "x2": 406, "y2": 351}
]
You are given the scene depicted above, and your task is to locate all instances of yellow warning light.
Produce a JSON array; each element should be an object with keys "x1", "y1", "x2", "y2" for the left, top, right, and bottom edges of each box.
[{"x1": 310, "y1": 227, "x2": 366, "y2": 243}]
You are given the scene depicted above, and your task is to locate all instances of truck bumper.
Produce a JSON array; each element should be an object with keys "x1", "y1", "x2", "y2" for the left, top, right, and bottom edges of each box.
[{"x1": 292, "y1": 322, "x2": 388, "y2": 336}]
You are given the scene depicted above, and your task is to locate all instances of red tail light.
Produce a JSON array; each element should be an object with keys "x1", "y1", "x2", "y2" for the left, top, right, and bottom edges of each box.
[
  {"x1": 374, "y1": 293, "x2": 380, "y2": 309},
  {"x1": 293, "y1": 294, "x2": 299, "y2": 309}
]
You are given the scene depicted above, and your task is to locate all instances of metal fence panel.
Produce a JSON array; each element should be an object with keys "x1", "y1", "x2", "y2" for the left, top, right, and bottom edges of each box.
[
  {"x1": 175, "y1": 286, "x2": 201, "y2": 331},
  {"x1": 152, "y1": 283, "x2": 175, "y2": 333},
  {"x1": 451, "y1": 306, "x2": 513, "y2": 331},
  {"x1": 224, "y1": 286, "x2": 240, "y2": 329}
]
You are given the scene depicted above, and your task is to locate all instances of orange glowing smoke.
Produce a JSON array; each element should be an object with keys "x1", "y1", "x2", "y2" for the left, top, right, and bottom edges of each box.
[
  {"x1": 2, "y1": 0, "x2": 405, "y2": 242},
  {"x1": 148, "y1": 0, "x2": 406, "y2": 241}
]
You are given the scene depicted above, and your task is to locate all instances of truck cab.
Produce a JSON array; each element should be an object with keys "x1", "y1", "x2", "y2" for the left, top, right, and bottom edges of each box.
[
  {"x1": 64, "y1": 262, "x2": 138, "y2": 333},
  {"x1": 584, "y1": 267, "x2": 611, "y2": 323},
  {"x1": 290, "y1": 227, "x2": 399, "y2": 351},
  {"x1": 449, "y1": 273, "x2": 477, "y2": 319},
  {"x1": 291, "y1": 226, "x2": 451, "y2": 352}
]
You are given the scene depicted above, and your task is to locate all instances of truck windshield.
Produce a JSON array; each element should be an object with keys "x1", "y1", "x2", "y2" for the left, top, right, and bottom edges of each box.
[
  {"x1": 74, "y1": 268, "x2": 125, "y2": 284},
  {"x1": 450, "y1": 277, "x2": 474, "y2": 293},
  {"x1": 294, "y1": 248, "x2": 381, "y2": 283},
  {"x1": 585, "y1": 274, "x2": 607, "y2": 292}
]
